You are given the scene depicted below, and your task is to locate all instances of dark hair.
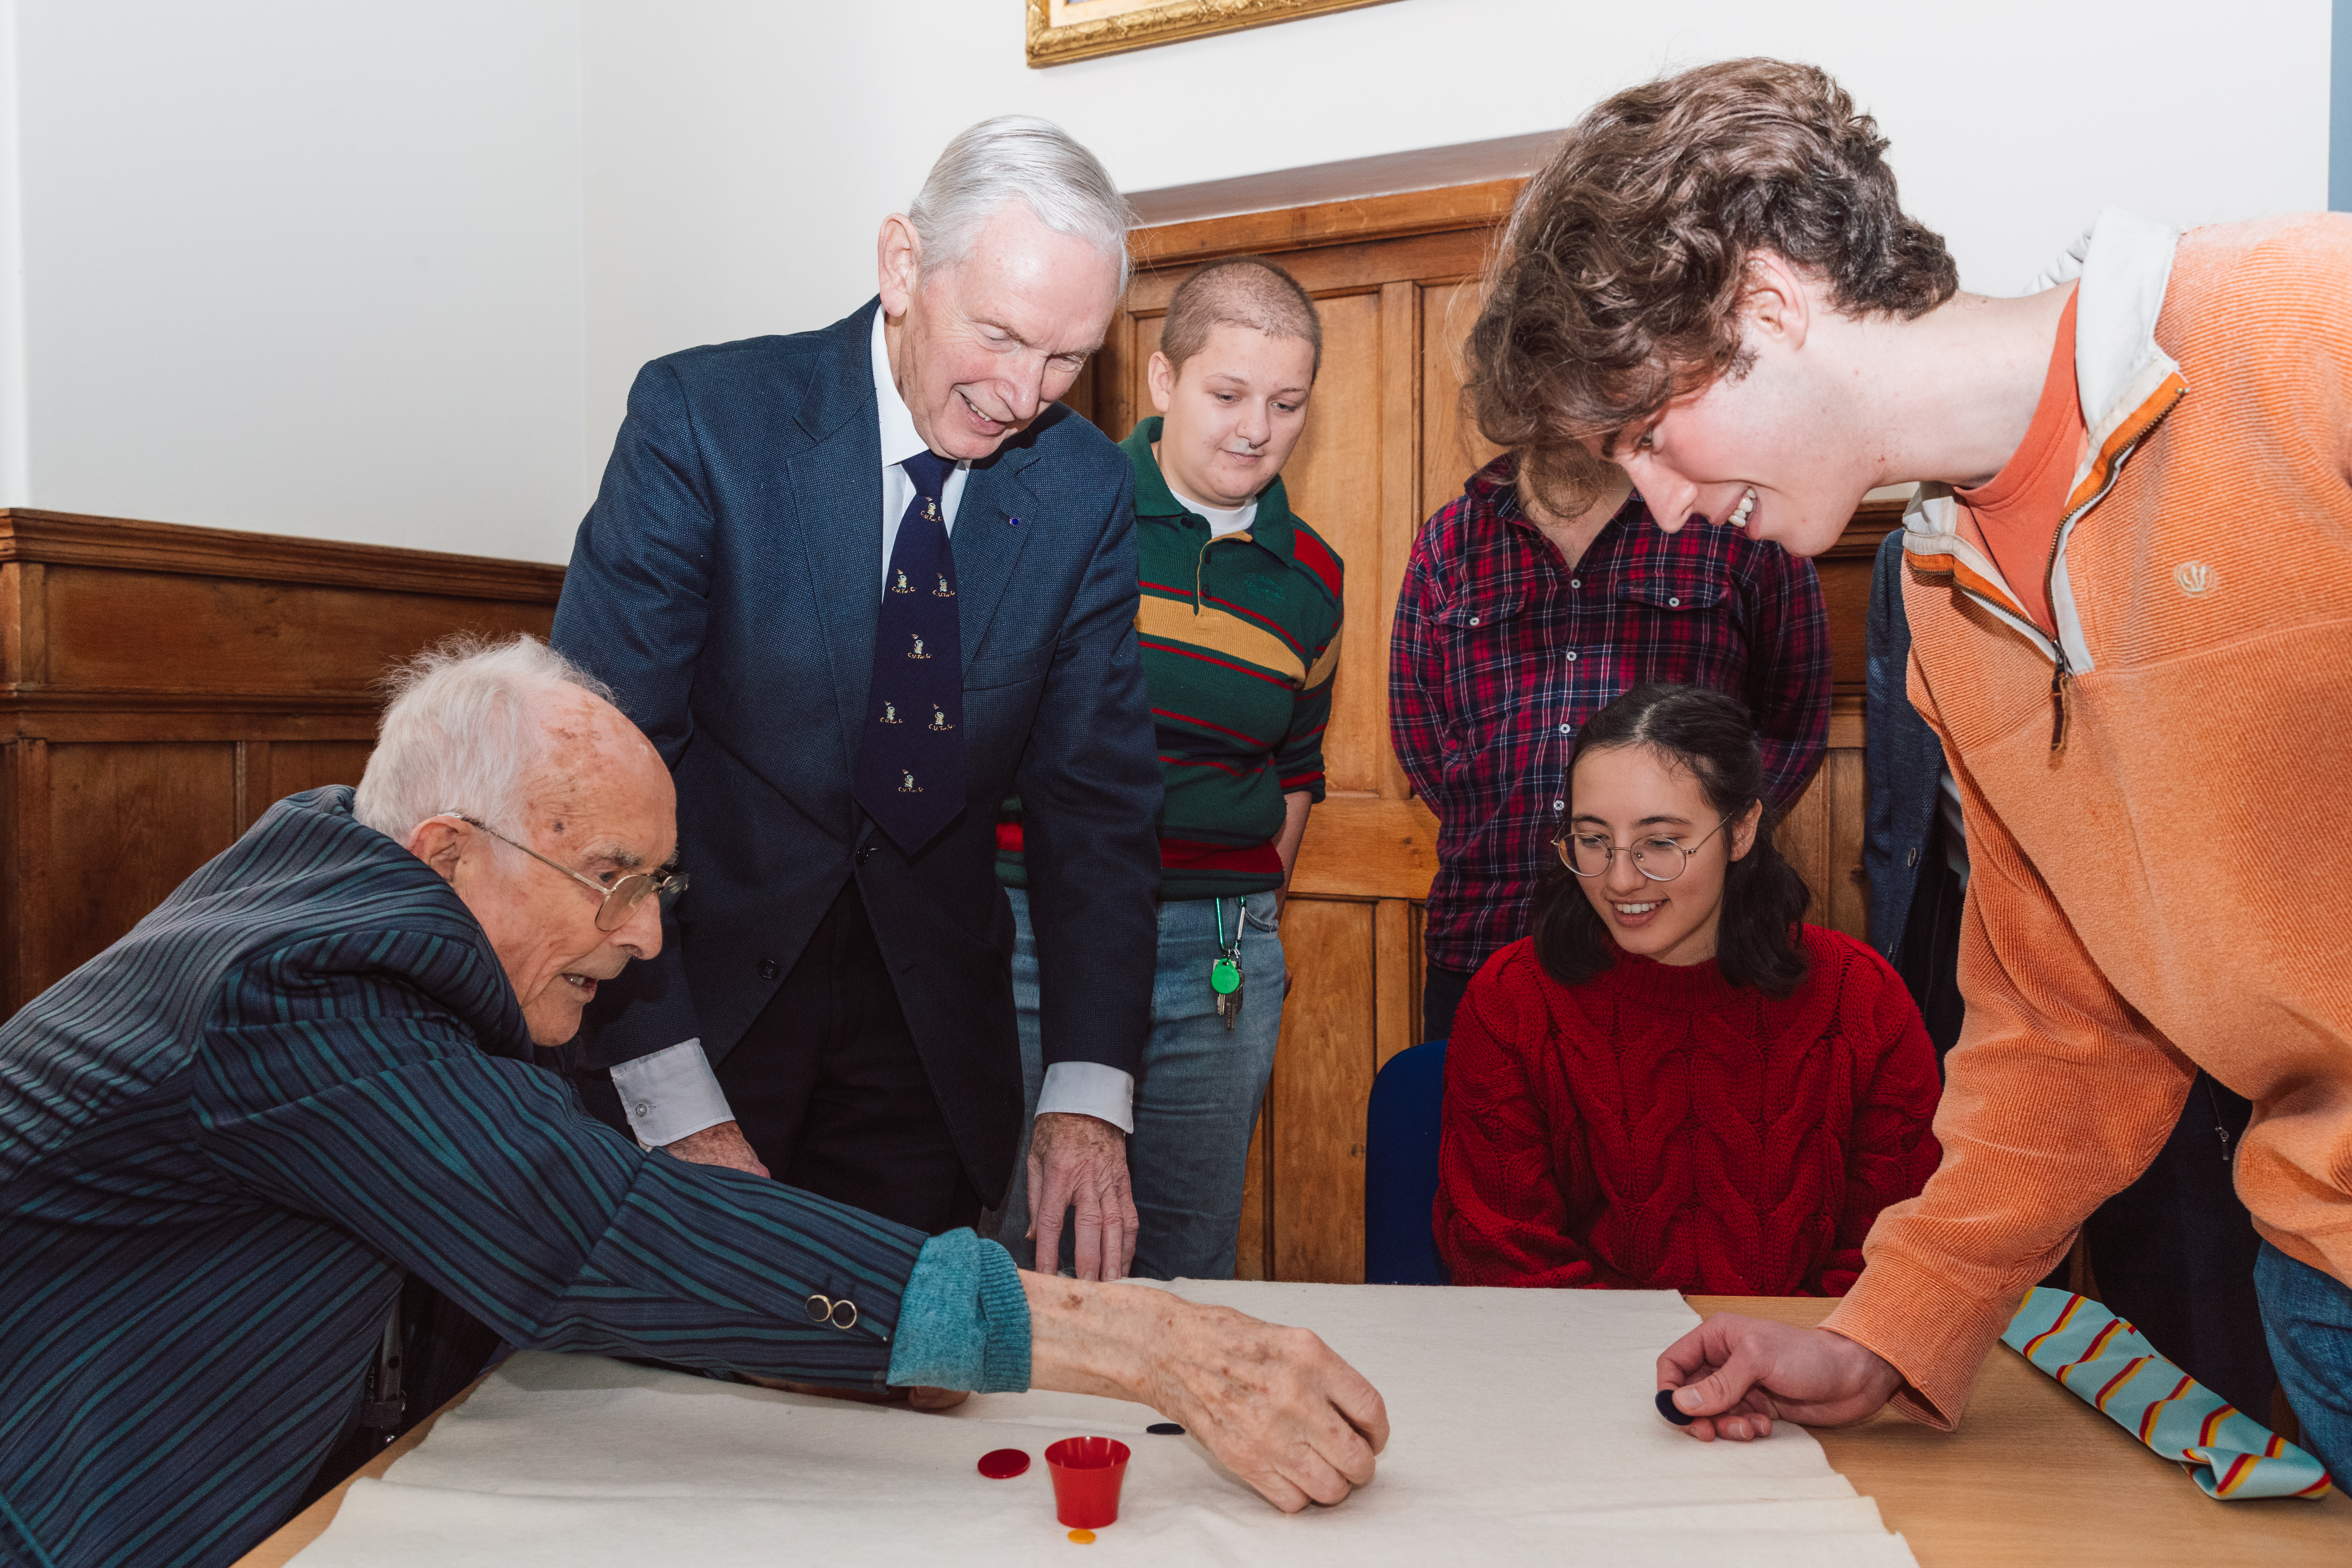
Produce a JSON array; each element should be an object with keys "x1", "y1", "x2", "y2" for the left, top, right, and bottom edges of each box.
[
  {"x1": 1463, "y1": 58, "x2": 1958, "y2": 457},
  {"x1": 1159, "y1": 254, "x2": 1323, "y2": 377},
  {"x1": 1531, "y1": 683, "x2": 1811, "y2": 996}
]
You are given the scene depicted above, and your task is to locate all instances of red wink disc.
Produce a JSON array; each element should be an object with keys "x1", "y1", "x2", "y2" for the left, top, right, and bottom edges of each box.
[{"x1": 978, "y1": 1448, "x2": 1031, "y2": 1479}]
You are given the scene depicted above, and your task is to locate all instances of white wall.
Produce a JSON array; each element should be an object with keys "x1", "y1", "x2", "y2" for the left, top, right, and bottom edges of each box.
[
  {"x1": 0, "y1": 1, "x2": 2333, "y2": 562},
  {"x1": 3, "y1": 0, "x2": 585, "y2": 559},
  {"x1": 579, "y1": 0, "x2": 2330, "y2": 524}
]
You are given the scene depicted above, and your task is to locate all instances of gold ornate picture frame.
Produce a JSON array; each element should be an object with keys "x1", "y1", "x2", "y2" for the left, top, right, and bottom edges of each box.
[{"x1": 1026, "y1": 0, "x2": 1402, "y2": 67}]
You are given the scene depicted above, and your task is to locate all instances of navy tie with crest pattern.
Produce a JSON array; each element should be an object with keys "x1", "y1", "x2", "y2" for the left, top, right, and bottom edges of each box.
[{"x1": 854, "y1": 450, "x2": 965, "y2": 852}]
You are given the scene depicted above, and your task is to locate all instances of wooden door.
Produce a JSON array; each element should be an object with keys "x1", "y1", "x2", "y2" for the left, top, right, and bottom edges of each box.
[{"x1": 1082, "y1": 185, "x2": 1889, "y2": 1282}]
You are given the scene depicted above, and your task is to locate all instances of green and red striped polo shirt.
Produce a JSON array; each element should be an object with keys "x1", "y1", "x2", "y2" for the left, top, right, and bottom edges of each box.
[{"x1": 998, "y1": 416, "x2": 1344, "y2": 900}]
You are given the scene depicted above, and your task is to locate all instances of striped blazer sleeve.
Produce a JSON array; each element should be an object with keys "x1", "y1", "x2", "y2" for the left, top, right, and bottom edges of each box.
[{"x1": 194, "y1": 935, "x2": 926, "y2": 1382}]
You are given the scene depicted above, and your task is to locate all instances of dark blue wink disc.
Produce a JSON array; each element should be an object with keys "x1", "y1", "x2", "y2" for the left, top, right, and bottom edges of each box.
[
  {"x1": 1655, "y1": 1388, "x2": 1694, "y2": 1427},
  {"x1": 1146, "y1": 1422, "x2": 1185, "y2": 1436}
]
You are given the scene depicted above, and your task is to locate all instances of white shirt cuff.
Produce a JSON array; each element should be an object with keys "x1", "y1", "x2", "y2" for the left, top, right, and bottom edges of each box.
[
  {"x1": 609, "y1": 1039, "x2": 735, "y2": 1147},
  {"x1": 1036, "y1": 1061, "x2": 1136, "y2": 1135}
]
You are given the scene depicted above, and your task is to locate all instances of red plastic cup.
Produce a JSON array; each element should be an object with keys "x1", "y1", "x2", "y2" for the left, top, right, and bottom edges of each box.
[{"x1": 1043, "y1": 1436, "x2": 1130, "y2": 1529}]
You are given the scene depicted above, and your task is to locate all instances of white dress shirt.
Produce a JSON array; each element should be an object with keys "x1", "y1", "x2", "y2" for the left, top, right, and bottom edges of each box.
[{"x1": 615, "y1": 309, "x2": 1134, "y2": 1145}]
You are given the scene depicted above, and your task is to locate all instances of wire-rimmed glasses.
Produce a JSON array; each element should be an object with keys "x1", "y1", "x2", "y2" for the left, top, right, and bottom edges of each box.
[
  {"x1": 448, "y1": 812, "x2": 687, "y2": 931},
  {"x1": 1554, "y1": 814, "x2": 1732, "y2": 883}
]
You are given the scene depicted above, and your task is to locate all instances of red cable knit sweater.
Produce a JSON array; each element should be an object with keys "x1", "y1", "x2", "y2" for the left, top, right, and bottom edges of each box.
[{"x1": 1436, "y1": 925, "x2": 1942, "y2": 1295}]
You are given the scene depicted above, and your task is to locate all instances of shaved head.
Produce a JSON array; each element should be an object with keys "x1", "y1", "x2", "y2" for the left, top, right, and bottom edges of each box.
[{"x1": 1159, "y1": 255, "x2": 1322, "y2": 380}]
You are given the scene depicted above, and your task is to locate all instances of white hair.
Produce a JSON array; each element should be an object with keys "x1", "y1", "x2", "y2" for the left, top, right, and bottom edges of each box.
[
  {"x1": 908, "y1": 115, "x2": 1133, "y2": 295},
  {"x1": 352, "y1": 634, "x2": 616, "y2": 845}
]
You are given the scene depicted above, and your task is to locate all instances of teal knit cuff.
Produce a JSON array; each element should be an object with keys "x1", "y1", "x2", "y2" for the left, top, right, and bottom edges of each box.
[{"x1": 885, "y1": 1229, "x2": 1032, "y2": 1393}]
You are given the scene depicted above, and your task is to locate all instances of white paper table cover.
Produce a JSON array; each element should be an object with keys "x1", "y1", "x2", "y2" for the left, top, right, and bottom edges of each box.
[{"x1": 291, "y1": 1280, "x2": 1916, "y2": 1567}]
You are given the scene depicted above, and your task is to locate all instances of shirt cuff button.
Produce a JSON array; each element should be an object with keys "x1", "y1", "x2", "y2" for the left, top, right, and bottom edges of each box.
[{"x1": 632, "y1": 1102, "x2": 651, "y2": 1118}]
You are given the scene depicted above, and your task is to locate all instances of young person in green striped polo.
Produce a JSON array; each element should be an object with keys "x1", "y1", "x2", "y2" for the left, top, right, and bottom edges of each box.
[{"x1": 997, "y1": 257, "x2": 1342, "y2": 1280}]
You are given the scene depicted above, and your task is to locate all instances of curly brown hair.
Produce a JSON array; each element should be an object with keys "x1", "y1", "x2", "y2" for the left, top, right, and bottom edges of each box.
[{"x1": 1464, "y1": 58, "x2": 1957, "y2": 462}]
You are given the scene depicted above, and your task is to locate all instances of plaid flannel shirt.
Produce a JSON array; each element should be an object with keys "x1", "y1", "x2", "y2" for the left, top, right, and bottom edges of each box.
[{"x1": 1390, "y1": 454, "x2": 1831, "y2": 975}]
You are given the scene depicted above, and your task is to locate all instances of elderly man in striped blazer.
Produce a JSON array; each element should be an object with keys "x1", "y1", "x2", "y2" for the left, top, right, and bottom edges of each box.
[{"x1": 0, "y1": 636, "x2": 1386, "y2": 1568}]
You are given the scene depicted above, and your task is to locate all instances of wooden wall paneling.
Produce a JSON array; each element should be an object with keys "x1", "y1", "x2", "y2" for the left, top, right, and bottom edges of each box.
[
  {"x1": 1, "y1": 740, "x2": 37, "y2": 1015},
  {"x1": 236, "y1": 741, "x2": 270, "y2": 832},
  {"x1": 1268, "y1": 894, "x2": 1375, "y2": 1283},
  {"x1": 1418, "y1": 277, "x2": 1503, "y2": 531},
  {"x1": 1235, "y1": 1110, "x2": 1270, "y2": 1281},
  {"x1": 39, "y1": 568, "x2": 555, "y2": 695},
  {"x1": 1825, "y1": 746, "x2": 1869, "y2": 939},
  {"x1": 0, "y1": 509, "x2": 564, "y2": 1020},
  {"x1": 1373, "y1": 898, "x2": 1415, "y2": 1072},
  {"x1": 1773, "y1": 702, "x2": 1871, "y2": 946},
  {"x1": 1130, "y1": 181, "x2": 1523, "y2": 270},
  {"x1": 1270, "y1": 290, "x2": 1386, "y2": 794},
  {"x1": 1131, "y1": 228, "x2": 1492, "y2": 312},
  {"x1": 265, "y1": 741, "x2": 381, "y2": 806},
  {"x1": 0, "y1": 562, "x2": 47, "y2": 684},
  {"x1": 43, "y1": 743, "x2": 240, "y2": 991},
  {"x1": 1373, "y1": 279, "x2": 1419, "y2": 804}
]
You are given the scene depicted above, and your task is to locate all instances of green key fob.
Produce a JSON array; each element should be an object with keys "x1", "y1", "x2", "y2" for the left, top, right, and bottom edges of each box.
[{"x1": 1210, "y1": 956, "x2": 1241, "y2": 994}]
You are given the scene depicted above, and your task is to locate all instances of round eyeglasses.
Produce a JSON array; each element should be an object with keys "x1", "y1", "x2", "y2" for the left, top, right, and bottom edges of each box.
[
  {"x1": 1554, "y1": 815, "x2": 1732, "y2": 883},
  {"x1": 449, "y1": 813, "x2": 688, "y2": 931}
]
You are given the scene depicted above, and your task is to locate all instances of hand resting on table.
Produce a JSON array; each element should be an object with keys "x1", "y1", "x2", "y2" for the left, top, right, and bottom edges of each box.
[
  {"x1": 1028, "y1": 1272, "x2": 1389, "y2": 1513},
  {"x1": 1655, "y1": 1312, "x2": 1905, "y2": 1442}
]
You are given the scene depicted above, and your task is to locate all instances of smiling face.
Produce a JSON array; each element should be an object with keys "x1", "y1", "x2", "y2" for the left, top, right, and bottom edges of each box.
[
  {"x1": 423, "y1": 689, "x2": 678, "y2": 1046},
  {"x1": 877, "y1": 199, "x2": 1122, "y2": 462},
  {"x1": 1146, "y1": 324, "x2": 1316, "y2": 511},
  {"x1": 1593, "y1": 254, "x2": 1883, "y2": 559},
  {"x1": 1565, "y1": 742, "x2": 1760, "y2": 968}
]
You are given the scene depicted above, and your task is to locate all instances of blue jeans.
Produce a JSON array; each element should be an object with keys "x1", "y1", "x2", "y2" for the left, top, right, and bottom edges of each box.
[
  {"x1": 996, "y1": 888, "x2": 1284, "y2": 1280},
  {"x1": 2255, "y1": 1241, "x2": 2352, "y2": 1483}
]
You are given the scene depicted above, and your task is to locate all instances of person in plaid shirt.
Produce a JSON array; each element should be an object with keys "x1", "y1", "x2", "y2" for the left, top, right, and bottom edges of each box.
[{"x1": 1390, "y1": 448, "x2": 1829, "y2": 1041}]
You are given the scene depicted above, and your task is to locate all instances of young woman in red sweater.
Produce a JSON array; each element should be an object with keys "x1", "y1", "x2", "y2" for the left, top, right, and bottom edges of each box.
[{"x1": 1435, "y1": 683, "x2": 1941, "y2": 1295}]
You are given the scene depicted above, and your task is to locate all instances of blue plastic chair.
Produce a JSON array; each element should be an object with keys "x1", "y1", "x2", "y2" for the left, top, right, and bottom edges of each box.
[{"x1": 1362, "y1": 1038, "x2": 1451, "y2": 1284}]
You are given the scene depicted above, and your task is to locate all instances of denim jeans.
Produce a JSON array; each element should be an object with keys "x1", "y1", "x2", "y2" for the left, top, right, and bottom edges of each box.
[
  {"x1": 2254, "y1": 1241, "x2": 2352, "y2": 1483},
  {"x1": 996, "y1": 888, "x2": 1284, "y2": 1280}
]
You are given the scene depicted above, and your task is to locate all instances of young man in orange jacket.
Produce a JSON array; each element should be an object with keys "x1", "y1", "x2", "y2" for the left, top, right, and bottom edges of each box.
[{"x1": 1461, "y1": 56, "x2": 2352, "y2": 1477}]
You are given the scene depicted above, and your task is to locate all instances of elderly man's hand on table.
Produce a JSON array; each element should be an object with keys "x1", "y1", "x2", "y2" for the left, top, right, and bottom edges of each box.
[
  {"x1": 1026, "y1": 1271, "x2": 1389, "y2": 1512},
  {"x1": 1656, "y1": 1313, "x2": 1905, "y2": 1441},
  {"x1": 1027, "y1": 1111, "x2": 1138, "y2": 1282}
]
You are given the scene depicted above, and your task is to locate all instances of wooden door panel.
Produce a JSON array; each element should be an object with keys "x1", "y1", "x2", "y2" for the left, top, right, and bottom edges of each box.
[
  {"x1": 1418, "y1": 277, "x2": 1504, "y2": 532},
  {"x1": 1268, "y1": 894, "x2": 1375, "y2": 1282},
  {"x1": 1235, "y1": 1108, "x2": 1269, "y2": 1280}
]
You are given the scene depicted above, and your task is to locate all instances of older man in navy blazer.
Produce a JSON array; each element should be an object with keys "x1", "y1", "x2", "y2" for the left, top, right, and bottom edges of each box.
[{"x1": 551, "y1": 117, "x2": 1159, "y2": 1279}]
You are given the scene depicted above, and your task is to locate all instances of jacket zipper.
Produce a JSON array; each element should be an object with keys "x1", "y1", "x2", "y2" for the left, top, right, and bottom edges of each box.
[{"x1": 2040, "y1": 429, "x2": 2156, "y2": 753}]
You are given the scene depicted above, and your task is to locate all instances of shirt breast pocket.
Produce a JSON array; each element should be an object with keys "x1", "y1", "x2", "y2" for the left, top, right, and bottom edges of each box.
[
  {"x1": 1435, "y1": 588, "x2": 1532, "y2": 742},
  {"x1": 1613, "y1": 575, "x2": 1728, "y2": 616}
]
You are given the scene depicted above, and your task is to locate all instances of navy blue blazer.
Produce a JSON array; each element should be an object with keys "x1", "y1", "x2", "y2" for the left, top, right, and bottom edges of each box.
[
  {"x1": 551, "y1": 301, "x2": 1163, "y2": 1204},
  {"x1": 1862, "y1": 525, "x2": 1950, "y2": 957}
]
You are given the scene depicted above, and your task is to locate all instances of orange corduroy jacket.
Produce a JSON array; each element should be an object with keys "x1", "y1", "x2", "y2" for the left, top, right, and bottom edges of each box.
[{"x1": 1822, "y1": 208, "x2": 2352, "y2": 1428}]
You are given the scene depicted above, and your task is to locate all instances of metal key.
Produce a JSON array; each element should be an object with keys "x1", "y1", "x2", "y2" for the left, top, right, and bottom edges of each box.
[{"x1": 1215, "y1": 967, "x2": 1244, "y2": 1031}]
